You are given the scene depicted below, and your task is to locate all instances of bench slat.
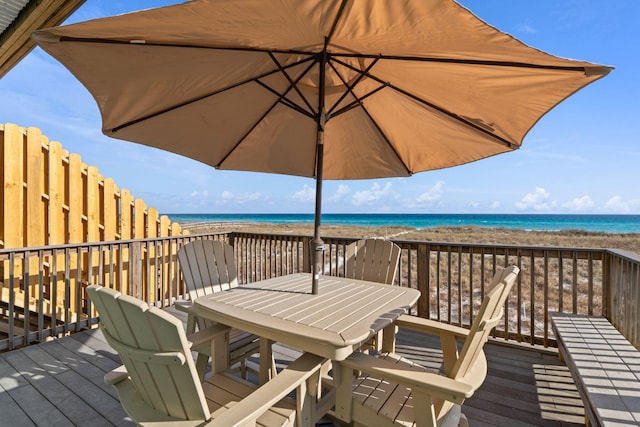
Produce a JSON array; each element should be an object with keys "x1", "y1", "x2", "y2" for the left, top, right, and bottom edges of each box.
[{"x1": 550, "y1": 312, "x2": 640, "y2": 427}]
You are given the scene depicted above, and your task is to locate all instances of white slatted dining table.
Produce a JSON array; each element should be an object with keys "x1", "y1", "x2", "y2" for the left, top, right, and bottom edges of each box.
[{"x1": 194, "y1": 272, "x2": 420, "y2": 383}]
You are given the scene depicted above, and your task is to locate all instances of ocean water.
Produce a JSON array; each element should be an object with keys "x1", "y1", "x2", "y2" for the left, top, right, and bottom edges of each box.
[{"x1": 166, "y1": 213, "x2": 640, "y2": 234}]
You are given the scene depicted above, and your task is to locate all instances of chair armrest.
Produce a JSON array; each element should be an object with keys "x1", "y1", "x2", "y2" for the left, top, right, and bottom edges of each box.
[
  {"x1": 340, "y1": 352, "x2": 474, "y2": 404},
  {"x1": 104, "y1": 365, "x2": 129, "y2": 386},
  {"x1": 207, "y1": 353, "x2": 326, "y2": 426},
  {"x1": 175, "y1": 300, "x2": 198, "y2": 334},
  {"x1": 395, "y1": 314, "x2": 470, "y2": 339},
  {"x1": 188, "y1": 323, "x2": 231, "y2": 352},
  {"x1": 174, "y1": 300, "x2": 195, "y2": 314}
]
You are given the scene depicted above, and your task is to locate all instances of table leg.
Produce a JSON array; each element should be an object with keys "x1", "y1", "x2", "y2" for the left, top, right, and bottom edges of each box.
[
  {"x1": 210, "y1": 329, "x2": 229, "y2": 374},
  {"x1": 332, "y1": 361, "x2": 353, "y2": 423},
  {"x1": 259, "y1": 337, "x2": 274, "y2": 385},
  {"x1": 380, "y1": 323, "x2": 397, "y2": 353}
]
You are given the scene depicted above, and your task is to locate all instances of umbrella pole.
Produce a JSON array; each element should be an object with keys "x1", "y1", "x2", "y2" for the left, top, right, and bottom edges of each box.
[
  {"x1": 311, "y1": 130, "x2": 324, "y2": 295},
  {"x1": 311, "y1": 41, "x2": 329, "y2": 295}
]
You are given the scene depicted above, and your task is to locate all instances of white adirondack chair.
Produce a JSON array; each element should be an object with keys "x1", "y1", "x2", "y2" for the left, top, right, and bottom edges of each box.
[
  {"x1": 177, "y1": 239, "x2": 265, "y2": 379},
  {"x1": 345, "y1": 238, "x2": 401, "y2": 285},
  {"x1": 332, "y1": 265, "x2": 520, "y2": 427},
  {"x1": 87, "y1": 284, "x2": 326, "y2": 426},
  {"x1": 345, "y1": 238, "x2": 402, "y2": 350}
]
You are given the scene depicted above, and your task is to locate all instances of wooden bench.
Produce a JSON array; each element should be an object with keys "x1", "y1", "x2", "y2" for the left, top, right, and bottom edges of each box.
[{"x1": 550, "y1": 312, "x2": 640, "y2": 427}]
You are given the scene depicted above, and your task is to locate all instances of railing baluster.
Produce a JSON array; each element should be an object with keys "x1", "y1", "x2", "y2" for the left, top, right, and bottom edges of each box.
[
  {"x1": 37, "y1": 250, "x2": 44, "y2": 343},
  {"x1": 529, "y1": 250, "x2": 535, "y2": 345},
  {"x1": 588, "y1": 252, "x2": 594, "y2": 315},
  {"x1": 571, "y1": 251, "x2": 578, "y2": 314},
  {"x1": 8, "y1": 252, "x2": 16, "y2": 350},
  {"x1": 543, "y1": 249, "x2": 549, "y2": 346},
  {"x1": 50, "y1": 249, "x2": 59, "y2": 337},
  {"x1": 23, "y1": 251, "x2": 30, "y2": 347}
]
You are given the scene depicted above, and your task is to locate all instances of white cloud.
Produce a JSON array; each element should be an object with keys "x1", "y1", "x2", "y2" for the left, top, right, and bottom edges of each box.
[
  {"x1": 490, "y1": 201, "x2": 501, "y2": 210},
  {"x1": 190, "y1": 190, "x2": 209, "y2": 198},
  {"x1": 416, "y1": 180, "x2": 445, "y2": 203},
  {"x1": 562, "y1": 195, "x2": 594, "y2": 211},
  {"x1": 603, "y1": 196, "x2": 640, "y2": 213},
  {"x1": 216, "y1": 190, "x2": 262, "y2": 205},
  {"x1": 518, "y1": 24, "x2": 536, "y2": 34},
  {"x1": 352, "y1": 182, "x2": 393, "y2": 206},
  {"x1": 515, "y1": 187, "x2": 555, "y2": 211},
  {"x1": 328, "y1": 184, "x2": 350, "y2": 202},
  {"x1": 604, "y1": 196, "x2": 623, "y2": 210},
  {"x1": 292, "y1": 184, "x2": 315, "y2": 202}
]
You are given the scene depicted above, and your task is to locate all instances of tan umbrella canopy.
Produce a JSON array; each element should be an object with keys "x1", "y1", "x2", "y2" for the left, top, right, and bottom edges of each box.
[{"x1": 33, "y1": 0, "x2": 611, "y2": 293}]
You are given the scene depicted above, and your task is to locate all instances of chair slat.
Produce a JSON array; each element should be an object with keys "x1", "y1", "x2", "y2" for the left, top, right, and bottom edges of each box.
[{"x1": 345, "y1": 238, "x2": 401, "y2": 285}]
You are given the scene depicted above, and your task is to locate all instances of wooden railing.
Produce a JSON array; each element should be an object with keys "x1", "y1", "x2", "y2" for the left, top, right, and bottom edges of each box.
[
  {"x1": 603, "y1": 249, "x2": 640, "y2": 346},
  {"x1": 231, "y1": 233, "x2": 608, "y2": 347},
  {"x1": 2, "y1": 231, "x2": 639, "y2": 352},
  {"x1": 0, "y1": 233, "x2": 228, "y2": 350}
]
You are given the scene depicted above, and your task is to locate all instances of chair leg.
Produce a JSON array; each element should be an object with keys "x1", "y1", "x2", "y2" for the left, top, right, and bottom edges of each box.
[
  {"x1": 240, "y1": 359, "x2": 247, "y2": 379},
  {"x1": 195, "y1": 353, "x2": 209, "y2": 380},
  {"x1": 271, "y1": 353, "x2": 277, "y2": 379}
]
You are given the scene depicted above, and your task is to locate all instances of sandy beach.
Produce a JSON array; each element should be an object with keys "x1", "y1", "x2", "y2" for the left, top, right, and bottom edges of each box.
[{"x1": 182, "y1": 222, "x2": 640, "y2": 256}]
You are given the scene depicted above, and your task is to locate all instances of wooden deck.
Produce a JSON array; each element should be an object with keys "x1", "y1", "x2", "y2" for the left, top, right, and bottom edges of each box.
[{"x1": 0, "y1": 309, "x2": 585, "y2": 427}]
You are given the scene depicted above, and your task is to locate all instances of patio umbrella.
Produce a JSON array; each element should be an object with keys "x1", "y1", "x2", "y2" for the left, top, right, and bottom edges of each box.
[{"x1": 32, "y1": 0, "x2": 611, "y2": 294}]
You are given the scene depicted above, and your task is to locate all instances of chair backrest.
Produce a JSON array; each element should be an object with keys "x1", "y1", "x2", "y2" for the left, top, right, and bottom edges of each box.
[
  {"x1": 86, "y1": 285, "x2": 210, "y2": 422},
  {"x1": 178, "y1": 239, "x2": 238, "y2": 298},
  {"x1": 453, "y1": 265, "x2": 519, "y2": 379},
  {"x1": 345, "y1": 238, "x2": 401, "y2": 285},
  {"x1": 436, "y1": 265, "x2": 519, "y2": 420}
]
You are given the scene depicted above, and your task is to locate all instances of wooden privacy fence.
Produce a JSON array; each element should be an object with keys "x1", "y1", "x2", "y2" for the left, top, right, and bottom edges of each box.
[{"x1": 1, "y1": 123, "x2": 185, "y2": 331}]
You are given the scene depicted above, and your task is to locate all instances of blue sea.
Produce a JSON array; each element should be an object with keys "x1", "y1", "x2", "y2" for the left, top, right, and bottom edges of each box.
[{"x1": 166, "y1": 213, "x2": 640, "y2": 234}]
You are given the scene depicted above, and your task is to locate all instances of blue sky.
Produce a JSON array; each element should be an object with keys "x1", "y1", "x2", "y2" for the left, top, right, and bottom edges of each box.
[{"x1": 1, "y1": 1, "x2": 638, "y2": 215}]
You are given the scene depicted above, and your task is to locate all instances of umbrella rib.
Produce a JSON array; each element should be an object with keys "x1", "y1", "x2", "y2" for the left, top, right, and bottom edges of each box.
[
  {"x1": 254, "y1": 80, "x2": 315, "y2": 120},
  {"x1": 325, "y1": 56, "x2": 381, "y2": 117},
  {"x1": 216, "y1": 57, "x2": 321, "y2": 168},
  {"x1": 358, "y1": 103, "x2": 412, "y2": 176},
  {"x1": 330, "y1": 85, "x2": 387, "y2": 118},
  {"x1": 107, "y1": 54, "x2": 315, "y2": 134},
  {"x1": 322, "y1": 54, "x2": 411, "y2": 175},
  {"x1": 214, "y1": 100, "x2": 280, "y2": 169},
  {"x1": 57, "y1": 35, "x2": 326, "y2": 56},
  {"x1": 267, "y1": 52, "x2": 316, "y2": 116},
  {"x1": 332, "y1": 56, "x2": 518, "y2": 149},
  {"x1": 330, "y1": 52, "x2": 593, "y2": 73},
  {"x1": 326, "y1": 0, "x2": 351, "y2": 42},
  {"x1": 254, "y1": 56, "x2": 319, "y2": 120}
]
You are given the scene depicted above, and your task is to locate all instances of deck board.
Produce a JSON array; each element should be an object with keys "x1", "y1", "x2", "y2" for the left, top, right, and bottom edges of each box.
[{"x1": 0, "y1": 308, "x2": 586, "y2": 427}]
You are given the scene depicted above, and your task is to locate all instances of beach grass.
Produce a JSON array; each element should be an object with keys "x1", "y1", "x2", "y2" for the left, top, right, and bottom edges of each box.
[{"x1": 183, "y1": 222, "x2": 640, "y2": 255}]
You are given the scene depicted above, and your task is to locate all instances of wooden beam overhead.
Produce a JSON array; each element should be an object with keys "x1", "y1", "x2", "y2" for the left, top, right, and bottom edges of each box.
[{"x1": 0, "y1": 0, "x2": 86, "y2": 78}]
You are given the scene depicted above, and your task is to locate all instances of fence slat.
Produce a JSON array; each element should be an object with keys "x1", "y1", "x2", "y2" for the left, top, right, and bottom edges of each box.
[{"x1": 26, "y1": 127, "x2": 45, "y2": 248}]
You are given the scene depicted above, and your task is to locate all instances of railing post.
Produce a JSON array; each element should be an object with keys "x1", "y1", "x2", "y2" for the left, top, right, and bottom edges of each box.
[
  {"x1": 302, "y1": 236, "x2": 311, "y2": 273},
  {"x1": 602, "y1": 251, "x2": 611, "y2": 320},
  {"x1": 417, "y1": 243, "x2": 429, "y2": 318},
  {"x1": 130, "y1": 241, "x2": 143, "y2": 300}
]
